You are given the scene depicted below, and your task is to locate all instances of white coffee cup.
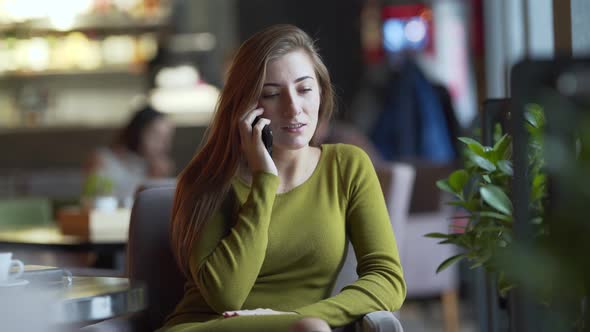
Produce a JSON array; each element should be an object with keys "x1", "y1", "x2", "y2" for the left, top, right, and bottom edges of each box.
[{"x1": 0, "y1": 252, "x2": 24, "y2": 283}]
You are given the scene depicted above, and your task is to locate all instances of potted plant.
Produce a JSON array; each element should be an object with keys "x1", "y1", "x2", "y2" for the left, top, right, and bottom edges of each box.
[
  {"x1": 428, "y1": 101, "x2": 590, "y2": 330},
  {"x1": 81, "y1": 173, "x2": 117, "y2": 212},
  {"x1": 422, "y1": 106, "x2": 546, "y2": 331}
]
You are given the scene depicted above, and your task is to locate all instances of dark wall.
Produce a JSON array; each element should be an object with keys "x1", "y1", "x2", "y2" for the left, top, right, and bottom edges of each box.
[
  {"x1": 237, "y1": 0, "x2": 363, "y2": 116},
  {"x1": 0, "y1": 126, "x2": 207, "y2": 173}
]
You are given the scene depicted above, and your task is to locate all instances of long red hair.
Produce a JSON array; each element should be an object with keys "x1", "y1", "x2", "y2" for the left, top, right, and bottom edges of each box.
[{"x1": 170, "y1": 24, "x2": 335, "y2": 278}]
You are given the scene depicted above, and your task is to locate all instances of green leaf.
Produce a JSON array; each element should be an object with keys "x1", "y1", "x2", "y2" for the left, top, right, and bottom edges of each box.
[
  {"x1": 497, "y1": 160, "x2": 514, "y2": 176},
  {"x1": 531, "y1": 174, "x2": 546, "y2": 201},
  {"x1": 438, "y1": 239, "x2": 462, "y2": 245},
  {"x1": 480, "y1": 184, "x2": 513, "y2": 215},
  {"x1": 493, "y1": 134, "x2": 511, "y2": 158},
  {"x1": 470, "y1": 261, "x2": 484, "y2": 269},
  {"x1": 469, "y1": 253, "x2": 492, "y2": 269},
  {"x1": 497, "y1": 272, "x2": 515, "y2": 297},
  {"x1": 458, "y1": 137, "x2": 482, "y2": 147},
  {"x1": 479, "y1": 211, "x2": 513, "y2": 222},
  {"x1": 424, "y1": 232, "x2": 451, "y2": 239},
  {"x1": 436, "y1": 179, "x2": 456, "y2": 195},
  {"x1": 436, "y1": 253, "x2": 467, "y2": 273},
  {"x1": 525, "y1": 104, "x2": 545, "y2": 129},
  {"x1": 467, "y1": 152, "x2": 497, "y2": 172},
  {"x1": 483, "y1": 175, "x2": 491, "y2": 183},
  {"x1": 458, "y1": 137, "x2": 488, "y2": 158},
  {"x1": 533, "y1": 174, "x2": 546, "y2": 188},
  {"x1": 448, "y1": 170, "x2": 469, "y2": 192},
  {"x1": 477, "y1": 226, "x2": 506, "y2": 233}
]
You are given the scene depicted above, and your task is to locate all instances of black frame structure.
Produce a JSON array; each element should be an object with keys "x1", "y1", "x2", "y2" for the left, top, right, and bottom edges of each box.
[
  {"x1": 510, "y1": 57, "x2": 590, "y2": 332},
  {"x1": 479, "y1": 98, "x2": 511, "y2": 332}
]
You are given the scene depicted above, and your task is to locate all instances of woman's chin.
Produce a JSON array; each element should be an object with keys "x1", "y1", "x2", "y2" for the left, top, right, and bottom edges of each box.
[{"x1": 274, "y1": 140, "x2": 310, "y2": 152}]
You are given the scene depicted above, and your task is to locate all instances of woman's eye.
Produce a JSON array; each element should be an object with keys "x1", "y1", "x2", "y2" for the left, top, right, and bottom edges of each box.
[
  {"x1": 261, "y1": 93, "x2": 279, "y2": 99},
  {"x1": 300, "y1": 88, "x2": 313, "y2": 93}
]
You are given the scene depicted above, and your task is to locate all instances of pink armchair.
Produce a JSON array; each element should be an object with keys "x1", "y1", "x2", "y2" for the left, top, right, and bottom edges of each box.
[{"x1": 402, "y1": 164, "x2": 460, "y2": 332}]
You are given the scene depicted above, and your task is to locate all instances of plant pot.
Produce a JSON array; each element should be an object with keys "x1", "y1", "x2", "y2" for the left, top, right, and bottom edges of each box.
[{"x1": 81, "y1": 196, "x2": 118, "y2": 212}]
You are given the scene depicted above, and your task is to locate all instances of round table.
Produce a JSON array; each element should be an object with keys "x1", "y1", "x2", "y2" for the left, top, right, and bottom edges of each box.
[
  {"x1": 0, "y1": 275, "x2": 146, "y2": 326},
  {"x1": 0, "y1": 226, "x2": 127, "y2": 270},
  {"x1": 60, "y1": 276, "x2": 146, "y2": 323}
]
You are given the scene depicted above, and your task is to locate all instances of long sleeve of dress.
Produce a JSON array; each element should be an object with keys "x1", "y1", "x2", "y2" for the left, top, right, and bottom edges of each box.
[
  {"x1": 187, "y1": 172, "x2": 279, "y2": 314},
  {"x1": 293, "y1": 146, "x2": 406, "y2": 327}
]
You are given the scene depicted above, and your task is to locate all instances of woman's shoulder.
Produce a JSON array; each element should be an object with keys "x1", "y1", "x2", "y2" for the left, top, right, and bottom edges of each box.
[
  {"x1": 323, "y1": 143, "x2": 372, "y2": 162},
  {"x1": 322, "y1": 143, "x2": 374, "y2": 174}
]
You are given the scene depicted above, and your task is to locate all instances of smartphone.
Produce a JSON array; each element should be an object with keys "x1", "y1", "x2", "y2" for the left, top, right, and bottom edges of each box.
[{"x1": 252, "y1": 116, "x2": 273, "y2": 156}]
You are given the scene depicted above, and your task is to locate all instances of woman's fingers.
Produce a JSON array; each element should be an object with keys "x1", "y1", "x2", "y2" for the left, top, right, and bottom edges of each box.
[
  {"x1": 240, "y1": 107, "x2": 264, "y2": 126},
  {"x1": 238, "y1": 107, "x2": 264, "y2": 144},
  {"x1": 237, "y1": 106, "x2": 277, "y2": 175},
  {"x1": 252, "y1": 117, "x2": 271, "y2": 141}
]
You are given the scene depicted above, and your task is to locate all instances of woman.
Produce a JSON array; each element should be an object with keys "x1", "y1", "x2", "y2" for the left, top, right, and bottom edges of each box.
[
  {"x1": 164, "y1": 25, "x2": 405, "y2": 332},
  {"x1": 85, "y1": 105, "x2": 175, "y2": 206}
]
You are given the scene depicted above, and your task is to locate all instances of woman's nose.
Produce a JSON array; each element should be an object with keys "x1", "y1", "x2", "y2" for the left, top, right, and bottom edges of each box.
[{"x1": 283, "y1": 91, "x2": 301, "y2": 116}]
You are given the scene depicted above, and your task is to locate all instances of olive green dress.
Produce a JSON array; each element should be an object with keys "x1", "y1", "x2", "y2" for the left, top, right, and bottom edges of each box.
[{"x1": 161, "y1": 144, "x2": 406, "y2": 331}]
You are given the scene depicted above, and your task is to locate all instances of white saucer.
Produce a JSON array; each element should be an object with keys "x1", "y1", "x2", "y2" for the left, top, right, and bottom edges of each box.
[{"x1": 0, "y1": 279, "x2": 29, "y2": 287}]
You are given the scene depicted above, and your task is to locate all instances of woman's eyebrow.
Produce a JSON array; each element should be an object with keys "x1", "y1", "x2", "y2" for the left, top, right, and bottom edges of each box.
[{"x1": 263, "y1": 76, "x2": 314, "y2": 87}]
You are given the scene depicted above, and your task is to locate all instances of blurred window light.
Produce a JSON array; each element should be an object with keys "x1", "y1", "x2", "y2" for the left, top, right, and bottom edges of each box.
[
  {"x1": 150, "y1": 85, "x2": 219, "y2": 114},
  {"x1": 383, "y1": 19, "x2": 405, "y2": 53},
  {"x1": 0, "y1": 42, "x2": 15, "y2": 72},
  {"x1": 102, "y1": 35, "x2": 136, "y2": 65},
  {"x1": 155, "y1": 65, "x2": 200, "y2": 89},
  {"x1": 151, "y1": 64, "x2": 220, "y2": 119},
  {"x1": 46, "y1": 0, "x2": 93, "y2": 30},
  {"x1": 404, "y1": 18, "x2": 427, "y2": 44},
  {"x1": 113, "y1": 0, "x2": 141, "y2": 12},
  {"x1": 27, "y1": 37, "x2": 50, "y2": 71},
  {"x1": 381, "y1": 4, "x2": 433, "y2": 55},
  {"x1": 48, "y1": 13, "x2": 77, "y2": 31},
  {"x1": 2, "y1": 0, "x2": 45, "y2": 21},
  {"x1": 1, "y1": 0, "x2": 93, "y2": 25},
  {"x1": 383, "y1": 17, "x2": 429, "y2": 54},
  {"x1": 137, "y1": 34, "x2": 158, "y2": 62}
]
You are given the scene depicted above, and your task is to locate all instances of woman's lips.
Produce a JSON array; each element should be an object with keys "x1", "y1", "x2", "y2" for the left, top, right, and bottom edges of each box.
[{"x1": 282, "y1": 123, "x2": 306, "y2": 133}]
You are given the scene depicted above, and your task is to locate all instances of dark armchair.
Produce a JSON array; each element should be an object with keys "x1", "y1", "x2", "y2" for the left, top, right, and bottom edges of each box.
[{"x1": 82, "y1": 185, "x2": 404, "y2": 332}]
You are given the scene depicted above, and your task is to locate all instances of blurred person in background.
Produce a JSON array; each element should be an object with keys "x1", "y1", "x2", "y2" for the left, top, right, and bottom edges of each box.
[
  {"x1": 163, "y1": 24, "x2": 405, "y2": 332},
  {"x1": 84, "y1": 105, "x2": 175, "y2": 207}
]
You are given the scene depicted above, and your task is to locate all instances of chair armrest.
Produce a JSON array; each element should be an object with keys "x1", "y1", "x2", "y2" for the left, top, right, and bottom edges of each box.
[{"x1": 358, "y1": 311, "x2": 404, "y2": 332}]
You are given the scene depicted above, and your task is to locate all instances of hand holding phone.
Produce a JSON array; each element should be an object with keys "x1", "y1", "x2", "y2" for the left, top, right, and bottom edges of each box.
[
  {"x1": 239, "y1": 108, "x2": 277, "y2": 175},
  {"x1": 252, "y1": 116, "x2": 273, "y2": 156}
]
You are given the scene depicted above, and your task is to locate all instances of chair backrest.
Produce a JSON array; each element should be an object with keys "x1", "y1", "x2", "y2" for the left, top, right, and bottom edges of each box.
[
  {"x1": 127, "y1": 187, "x2": 184, "y2": 331},
  {"x1": 332, "y1": 162, "x2": 416, "y2": 295},
  {"x1": 0, "y1": 197, "x2": 52, "y2": 228},
  {"x1": 409, "y1": 162, "x2": 456, "y2": 213},
  {"x1": 131, "y1": 164, "x2": 416, "y2": 326}
]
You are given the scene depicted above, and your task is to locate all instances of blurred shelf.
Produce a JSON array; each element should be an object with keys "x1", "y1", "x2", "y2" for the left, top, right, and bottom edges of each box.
[
  {"x1": 0, "y1": 12, "x2": 170, "y2": 36},
  {"x1": 0, "y1": 65, "x2": 147, "y2": 80},
  {"x1": 0, "y1": 122, "x2": 208, "y2": 134}
]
